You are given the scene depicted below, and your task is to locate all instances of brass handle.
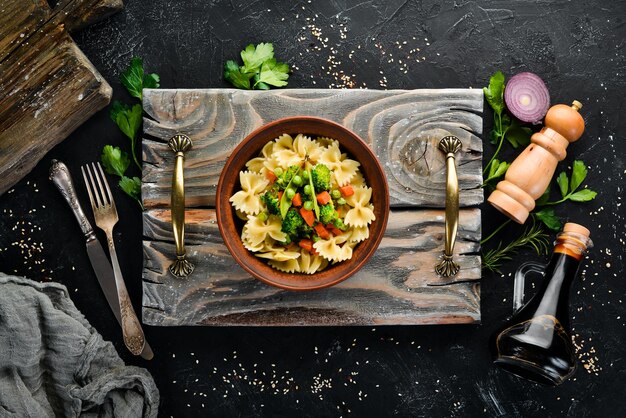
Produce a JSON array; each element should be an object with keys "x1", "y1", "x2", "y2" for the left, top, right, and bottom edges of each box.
[
  {"x1": 168, "y1": 134, "x2": 194, "y2": 278},
  {"x1": 435, "y1": 136, "x2": 462, "y2": 277}
]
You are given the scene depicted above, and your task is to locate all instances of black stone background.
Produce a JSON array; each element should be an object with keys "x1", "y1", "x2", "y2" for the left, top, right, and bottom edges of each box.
[{"x1": 1, "y1": 1, "x2": 625, "y2": 416}]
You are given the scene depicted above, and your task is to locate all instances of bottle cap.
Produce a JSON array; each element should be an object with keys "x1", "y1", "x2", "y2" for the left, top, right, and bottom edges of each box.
[{"x1": 563, "y1": 222, "x2": 590, "y2": 238}]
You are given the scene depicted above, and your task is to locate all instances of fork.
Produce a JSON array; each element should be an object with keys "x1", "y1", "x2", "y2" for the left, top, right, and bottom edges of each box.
[{"x1": 81, "y1": 162, "x2": 146, "y2": 356}]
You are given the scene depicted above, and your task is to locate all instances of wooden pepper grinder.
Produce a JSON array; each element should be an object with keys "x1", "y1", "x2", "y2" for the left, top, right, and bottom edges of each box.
[{"x1": 488, "y1": 101, "x2": 585, "y2": 223}]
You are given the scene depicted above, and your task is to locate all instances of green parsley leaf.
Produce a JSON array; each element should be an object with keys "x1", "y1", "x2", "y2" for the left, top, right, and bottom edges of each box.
[
  {"x1": 110, "y1": 102, "x2": 142, "y2": 141},
  {"x1": 483, "y1": 71, "x2": 505, "y2": 115},
  {"x1": 241, "y1": 43, "x2": 275, "y2": 73},
  {"x1": 224, "y1": 60, "x2": 254, "y2": 89},
  {"x1": 556, "y1": 171, "x2": 569, "y2": 198},
  {"x1": 119, "y1": 176, "x2": 144, "y2": 209},
  {"x1": 534, "y1": 208, "x2": 562, "y2": 231},
  {"x1": 570, "y1": 160, "x2": 588, "y2": 192},
  {"x1": 120, "y1": 57, "x2": 160, "y2": 100},
  {"x1": 101, "y1": 145, "x2": 130, "y2": 177},
  {"x1": 568, "y1": 189, "x2": 597, "y2": 202},
  {"x1": 255, "y1": 58, "x2": 289, "y2": 88},
  {"x1": 505, "y1": 124, "x2": 532, "y2": 148}
]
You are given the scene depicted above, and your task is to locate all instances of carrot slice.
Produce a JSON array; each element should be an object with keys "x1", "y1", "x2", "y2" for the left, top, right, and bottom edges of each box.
[
  {"x1": 278, "y1": 190, "x2": 284, "y2": 200},
  {"x1": 326, "y1": 224, "x2": 344, "y2": 236},
  {"x1": 314, "y1": 223, "x2": 330, "y2": 239},
  {"x1": 266, "y1": 170, "x2": 277, "y2": 183},
  {"x1": 339, "y1": 184, "x2": 354, "y2": 197},
  {"x1": 298, "y1": 239, "x2": 314, "y2": 253},
  {"x1": 300, "y1": 208, "x2": 315, "y2": 227},
  {"x1": 316, "y1": 191, "x2": 331, "y2": 205},
  {"x1": 292, "y1": 192, "x2": 302, "y2": 207}
]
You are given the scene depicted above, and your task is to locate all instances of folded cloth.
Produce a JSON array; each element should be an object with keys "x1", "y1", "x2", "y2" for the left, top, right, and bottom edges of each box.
[{"x1": 0, "y1": 273, "x2": 159, "y2": 417}]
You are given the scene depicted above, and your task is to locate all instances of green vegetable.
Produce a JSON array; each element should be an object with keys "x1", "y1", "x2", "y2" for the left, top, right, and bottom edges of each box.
[
  {"x1": 336, "y1": 197, "x2": 346, "y2": 206},
  {"x1": 482, "y1": 71, "x2": 532, "y2": 180},
  {"x1": 306, "y1": 167, "x2": 321, "y2": 220},
  {"x1": 539, "y1": 160, "x2": 597, "y2": 206},
  {"x1": 304, "y1": 184, "x2": 312, "y2": 196},
  {"x1": 224, "y1": 42, "x2": 290, "y2": 90},
  {"x1": 274, "y1": 167, "x2": 283, "y2": 177},
  {"x1": 311, "y1": 164, "x2": 331, "y2": 191},
  {"x1": 302, "y1": 170, "x2": 310, "y2": 181},
  {"x1": 483, "y1": 158, "x2": 510, "y2": 186},
  {"x1": 281, "y1": 208, "x2": 304, "y2": 237},
  {"x1": 533, "y1": 208, "x2": 561, "y2": 231},
  {"x1": 292, "y1": 175, "x2": 303, "y2": 187},
  {"x1": 333, "y1": 218, "x2": 347, "y2": 231},
  {"x1": 303, "y1": 201, "x2": 313, "y2": 211},
  {"x1": 279, "y1": 167, "x2": 300, "y2": 218},
  {"x1": 258, "y1": 212, "x2": 268, "y2": 222},
  {"x1": 118, "y1": 176, "x2": 143, "y2": 210},
  {"x1": 261, "y1": 189, "x2": 280, "y2": 215},
  {"x1": 120, "y1": 57, "x2": 160, "y2": 101},
  {"x1": 285, "y1": 187, "x2": 296, "y2": 200},
  {"x1": 110, "y1": 102, "x2": 142, "y2": 170},
  {"x1": 101, "y1": 145, "x2": 130, "y2": 177},
  {"x1": 482, "y1": 220, "x2": 550, "y2": 273},
  {"x1": 331, "y1": 189, "x2": 341, "y2": 199},
  {"x1": 298, "y1": 223, "x2": 314, "y2": 238},
  {"x1": 223, "y1": 60, "x2": 254, "y2": 89},
  {"x1": 319, "y1": 203, "x2": 338, "y2": 224}
]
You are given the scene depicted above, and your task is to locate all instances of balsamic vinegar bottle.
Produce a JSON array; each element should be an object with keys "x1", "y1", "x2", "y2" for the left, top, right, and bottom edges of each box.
[{"x1": 490, "y1": 223, "x2": 592, "y2": 385}]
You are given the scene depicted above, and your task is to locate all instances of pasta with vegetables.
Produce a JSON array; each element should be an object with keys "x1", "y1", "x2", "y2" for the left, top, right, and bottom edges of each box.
[{"x1": 229, "y1": 133, "x2": 375, "y2": 273}]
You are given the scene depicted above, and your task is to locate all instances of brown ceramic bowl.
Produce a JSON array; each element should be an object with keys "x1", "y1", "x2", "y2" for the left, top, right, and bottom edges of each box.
[{"x1": 216, "y1": 116, "x2": 389, "y2": 291}]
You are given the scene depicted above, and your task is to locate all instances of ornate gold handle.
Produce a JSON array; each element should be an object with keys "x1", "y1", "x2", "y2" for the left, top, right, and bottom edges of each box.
[
  {"x1": 168, "y1": 134, "x2": 194, "y2": 278},
  {"x1": 435, "y1": 135, "x2": 462, "y2": 277}
]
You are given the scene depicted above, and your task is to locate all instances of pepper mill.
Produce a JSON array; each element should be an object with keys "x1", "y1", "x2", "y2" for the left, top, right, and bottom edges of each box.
[{"x1": 488, "y1": 101, "x2": 585, "y2": 224}]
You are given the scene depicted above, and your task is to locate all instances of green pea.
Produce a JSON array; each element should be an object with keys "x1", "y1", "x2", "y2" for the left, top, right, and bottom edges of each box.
[
  {"x1": 258, "y1": 212, "x2": 268, "y2": 222},
  {"x1": 331, "y1": 189, "x2": 341, "y2": 199},
  {"x1": 337, "y1": 197, "x2": 346, "y2": 205},
  {"x1": 286, "y1": 188, "x2": 296, "y2": 200},
  {"x1": 303, "y1": 201, "x2": 314, "y2": 211},
  {"x1": 304, "y1": 184, "x2": 312, "y2": 196},
  {"x1": 292, "y1": 175, "x2": 303, "y2": 187},
  {"x1": 302, "y1": 170, "x2": 310, "y2": 180},
  {"x1": 274, "y1": 167, "x2": 283, "y2": 177}
]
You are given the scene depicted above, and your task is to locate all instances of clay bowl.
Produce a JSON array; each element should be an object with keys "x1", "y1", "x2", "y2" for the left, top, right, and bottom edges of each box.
[{"x1": 216, "y1": 116, "x2": 389, "y2": 291}]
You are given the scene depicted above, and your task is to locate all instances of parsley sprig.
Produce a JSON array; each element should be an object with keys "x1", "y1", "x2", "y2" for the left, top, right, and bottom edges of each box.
[
  {"x1": 101, "y1": 57, "x2": 160, "y2": 209},
  {"x1": 224, "y1": 43, "x2": 290, "y2": 90}
]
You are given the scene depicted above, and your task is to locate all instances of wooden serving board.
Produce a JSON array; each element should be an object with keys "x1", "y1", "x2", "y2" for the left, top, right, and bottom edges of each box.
[
  {"x1": 141, "y1": 88, "x2": 484, "y2": 326},
  {"x1": 0, "y1": 0, "x2": 123, "y2": 195}
]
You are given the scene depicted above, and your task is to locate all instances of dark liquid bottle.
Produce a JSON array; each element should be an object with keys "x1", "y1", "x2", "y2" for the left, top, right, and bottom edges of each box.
[{"x1": 490, "y1": 223, "x2": 592, "y2": 385}]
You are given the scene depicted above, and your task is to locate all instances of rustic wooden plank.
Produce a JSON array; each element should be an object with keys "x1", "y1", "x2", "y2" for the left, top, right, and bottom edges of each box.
[
  {"x1": 141, "y1": 208, "x2": 481, "y2": 326},
  {"x1": 0, "y1": 0, "x2": 122, "y2": 195},
  {"x1": 141, "y1": 88, "x2": 483, "y2": 209}
]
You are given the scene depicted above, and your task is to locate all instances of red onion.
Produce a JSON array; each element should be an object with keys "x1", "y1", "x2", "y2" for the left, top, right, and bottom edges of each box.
[{"x1": 504, "y1": 72, "x2": 550, "y2": 124}]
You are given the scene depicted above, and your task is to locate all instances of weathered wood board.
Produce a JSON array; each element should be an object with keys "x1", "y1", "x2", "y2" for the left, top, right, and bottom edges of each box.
[
  {"x1": 141, "y1": 88, "x2": 484, "y2": 326},
  {"x1": 0, "y1": 0, "x2": 122, "y2": 195}
]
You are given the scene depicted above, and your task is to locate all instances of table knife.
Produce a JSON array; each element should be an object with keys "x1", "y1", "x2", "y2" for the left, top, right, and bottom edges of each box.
[{"x1": 49, "y1": 159, "x2": 153, "y2": 360}]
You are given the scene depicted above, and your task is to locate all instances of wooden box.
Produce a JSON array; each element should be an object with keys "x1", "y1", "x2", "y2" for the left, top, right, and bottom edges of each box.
[{"x1": 141, "y1": 89, "x2": 483, "y2": 326}]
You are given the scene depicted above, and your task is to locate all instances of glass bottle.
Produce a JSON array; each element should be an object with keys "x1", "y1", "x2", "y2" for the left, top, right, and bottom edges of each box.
[{"x1": 490, "y1": 222, "x2": 592, "y2": 385}]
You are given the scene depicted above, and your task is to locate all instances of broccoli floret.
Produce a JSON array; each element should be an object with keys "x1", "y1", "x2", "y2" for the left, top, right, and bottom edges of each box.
[
  {"x1": 281, "y1": 208, "x2": 304, "y2": 237},
  {"x1": 298, "y1": 223, "x2": 314, "y2": 238},
  {"x1": 278, "y1": 165, "x2": 301, "y2": 190},
  {"x1": 311, "y1": 164, "x2": 331, "y2": 191},
  {"x1": 333, "y1": 217, "x2": 348, "y2": 231},
  {"x1": 319, "y1": 203, "x2": 338, "y2": 224},
  {"x1": 261, "y1": 189, "x2": 280, "y2": 214}
]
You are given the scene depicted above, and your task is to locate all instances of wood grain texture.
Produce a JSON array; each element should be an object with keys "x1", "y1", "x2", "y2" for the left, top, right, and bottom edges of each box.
[
  {"x1": 0, "y1": 0, "x2": 123, "y2": 195},
  {"x1": 141, "y1": 88, "x2": 483, "y2": 209},
  {"x1": 141, "y1": 88, "x2": 484, "y2": 326},
  {"x1": 142, "y1": 208, "x2": 481, "y2": 326}
]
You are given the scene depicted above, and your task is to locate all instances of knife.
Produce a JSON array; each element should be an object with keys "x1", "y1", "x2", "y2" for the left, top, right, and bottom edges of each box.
[{"x1": 49, "y1": 160, "x2": 153, "y2": 360}]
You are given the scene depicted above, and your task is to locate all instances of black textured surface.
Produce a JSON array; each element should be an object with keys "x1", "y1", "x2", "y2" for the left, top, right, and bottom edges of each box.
[{"x1": 1, "y1": 1, "x2": 625, "y2": 416}]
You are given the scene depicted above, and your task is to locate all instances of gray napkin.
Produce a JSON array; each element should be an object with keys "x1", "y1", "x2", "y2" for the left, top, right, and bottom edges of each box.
[{"x1": 0, "y1": 273, "x2": 159, "y2": 417}]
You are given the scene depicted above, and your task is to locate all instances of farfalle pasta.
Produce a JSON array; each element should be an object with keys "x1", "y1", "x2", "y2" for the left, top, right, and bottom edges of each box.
[{"x1": 230, "y1": 133, "x2": 375, "y2": 274}]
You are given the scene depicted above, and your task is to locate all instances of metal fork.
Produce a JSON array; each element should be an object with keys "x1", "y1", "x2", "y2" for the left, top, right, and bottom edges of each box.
[{"x1": 81, "y1": 162, "x2": 146, "y2": 356}]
